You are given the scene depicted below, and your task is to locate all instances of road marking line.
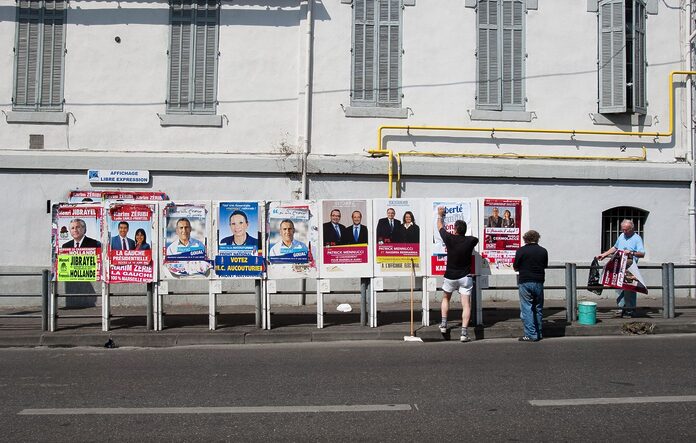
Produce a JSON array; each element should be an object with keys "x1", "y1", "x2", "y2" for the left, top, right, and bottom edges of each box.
[
  {"x1": 18, "y1": 404, "x2": 413, "y2": 415},
  {"x1": 530, "y1": 395, "x2": 696, "y2": 407}
]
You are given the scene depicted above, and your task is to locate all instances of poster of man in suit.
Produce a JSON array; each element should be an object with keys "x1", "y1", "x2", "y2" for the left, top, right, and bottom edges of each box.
[
  {"x1": 373, "y1": 199, "x2": 423, "y2": 276},
  {"x1": 106, "y1": 204, "x2": 154, "y2": 283},
  {"x1": 320, "y1": 200, "x2": 369, "y2": 269},
  {"x1": 54, "y1": 204, "x2": 103, "y2": 282}
]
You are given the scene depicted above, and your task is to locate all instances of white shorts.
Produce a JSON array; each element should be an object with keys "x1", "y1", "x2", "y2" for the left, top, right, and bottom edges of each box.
[{"x1": 442, "y1": 276, "x2": 474, "y2": 296}]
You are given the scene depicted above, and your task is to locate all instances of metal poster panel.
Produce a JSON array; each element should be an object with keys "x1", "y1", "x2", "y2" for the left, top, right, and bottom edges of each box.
[
  {"x1": 68, "y1": 190, "x2": 168, "y2": 203},
  {"x1": 266, "y1": 201, "x2": 318, "y2": 279},
  {"x1": 106, "y1": 204, "x2": 156, "y2": 283},
  {"x1": 319, "y1": 199, "x2": 373, "y2": 278},
  {"x1": 54, "y1": 204, "x2": 104, "y2": 282},
  {"x1": 479, "y1": 198, "x2": 528, "y2": 274},
  {"x1": 67, "y1": 191, "x2": 103, "y2": 203},
  {"x1": 162, "y1": 202, "x2": 212, "y2": 278},
  {"x1": 426, "y1": 199, "x2": 478, "y2": 276},
  {"x1": 373, "y1": 199, "x2": 424, "y2": 277},
  {"x1": 214, "y1": 201, "x2": 264, "y2": 278}
]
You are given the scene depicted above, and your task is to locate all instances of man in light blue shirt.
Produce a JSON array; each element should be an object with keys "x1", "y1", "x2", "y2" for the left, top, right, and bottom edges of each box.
[{"x1": 597, "y1": 219, "x2": 645, "y2": 318}]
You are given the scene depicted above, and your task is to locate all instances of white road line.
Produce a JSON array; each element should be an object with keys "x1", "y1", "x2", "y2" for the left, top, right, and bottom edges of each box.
[
  {"x1": 18, "y1": 404, "x2": 413, "y2": 416},
  {"x1": 530, "y1": 395, "x2": 696, "y2": 407}
]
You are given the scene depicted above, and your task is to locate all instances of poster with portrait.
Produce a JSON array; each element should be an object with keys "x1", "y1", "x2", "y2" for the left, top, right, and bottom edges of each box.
[
  {"x1": 319, "y1": 199, "x2": 372, "y2": 278},
  {"x1": 54, "y1": 204, "x2": 104, "y2": 282},
  {"x1": 106, "y1": 204, "x2": 156, "y2": 283},
  {"x1": 266, "y1": 201, "x2": 318, "y2": 279},
  {"x1": 479, "y1": 198, "x2": 528, "y2": 274},
  {"x1": 161, "y1": 202, "x2": 212, "y2": 278},
  {"x1": 426, "y1": 199, "x2": 478, "y2": 276},
  {"x1": 214, "y1": 201, "x2": 264, "y2": 279},
  {"x1": 372, "y1": 199, "x2": 424, "y2": 277}
]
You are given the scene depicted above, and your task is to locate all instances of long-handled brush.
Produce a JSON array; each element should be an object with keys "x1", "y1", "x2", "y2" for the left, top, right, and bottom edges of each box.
[{"x1": 404, "y1": 258, "x2": 423, "y2": 342}]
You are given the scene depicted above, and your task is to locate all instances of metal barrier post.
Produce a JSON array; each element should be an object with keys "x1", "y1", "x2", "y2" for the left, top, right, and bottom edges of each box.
[
  {"x1": 565, "y1": 263, "x2": 572, "y2": 322},
  {"x1": 41, "y1": 269, "x2": 49, "y2": 332},
  {"x1": 570, "y1": 263, "x2": 578, "y2": 322},
  {"x1": 473, "y1": 275, "x2": 483, "y2": 326},
  {"x1": 360, "y1": 277, "x2": 368, "y2": 326},
  {"x1": 255, "y1": 279, "x2": 262, "y2": 328},
  {"x1": 49, "y1": 280, "x2": 57, "y2": 332},
  {"x1": 146, "y1": 282, "x2": 153, "y2": 330},
  {"x1": 668, "y1": 263, "x2": 675, "y2": 319},
  {"x1": 661, "y1": 263, "x2": 669, "y2": 319}
]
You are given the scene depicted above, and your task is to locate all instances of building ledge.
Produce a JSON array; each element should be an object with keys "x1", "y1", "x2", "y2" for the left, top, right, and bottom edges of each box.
[
  {"x1": 469, "y1": 109, "x2": 533, "y2": 122},
  {"x1": 157, "y1": 113, "x2": 222, "y2": 128},
  {"x1": 6, "y1": 111, "x2": 68, "y2": 125},
  {"x1": 344, "y1": 107, "x2": 408, "y2": 119}
]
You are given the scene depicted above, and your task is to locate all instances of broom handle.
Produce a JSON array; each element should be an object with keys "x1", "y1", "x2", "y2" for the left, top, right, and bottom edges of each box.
[{"x1": 410, "y1": 258, "x2": 415, "y2": 337}]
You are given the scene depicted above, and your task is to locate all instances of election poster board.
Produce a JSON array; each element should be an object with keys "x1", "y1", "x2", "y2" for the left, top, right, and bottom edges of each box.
[
  {"x1": 266, "y1": 201, "x2": 318, "y2": 279},
  {"x1": 161, "y1": 202, "x2": 212, "y2": 279},
  {"x1": 68, "y1": 190, "x2": 168, "y2": 203},
  {"x1": 214, "y1": 201, "x2": 264, "y2": 279},
  {"x1": 426, "y1": 199, "x2": 478, "y2": 277},
  {"x1": 372, "y1": 199, "x2": 424, "y2": 277},
  {"x1": 54, "y1": 204, "x2": 104, "y2": 282},
  {"x1": 319, "y1": 199, "x2": 373, "y2": 278},
  {"x1": 105, "y1": 203, "x2": 157, "y2": 284},
  {"x1": 479, "y1": 198, "x2": 528, "y2": 275}
]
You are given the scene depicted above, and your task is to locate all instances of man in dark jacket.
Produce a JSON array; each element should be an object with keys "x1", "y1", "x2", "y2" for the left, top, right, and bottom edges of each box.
[{"x1": 513, "y1": 230, "x2": 548, "y2": 342}]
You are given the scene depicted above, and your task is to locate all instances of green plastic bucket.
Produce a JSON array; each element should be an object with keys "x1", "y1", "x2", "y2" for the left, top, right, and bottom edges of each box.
[{"x1": 578, "y1": 301, "x2": 597, "y2": 325}]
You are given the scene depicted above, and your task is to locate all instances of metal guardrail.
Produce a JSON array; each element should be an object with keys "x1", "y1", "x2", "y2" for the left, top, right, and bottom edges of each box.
[{"x1": 0, "y1": 270, "x2": 49, "y2": 331}]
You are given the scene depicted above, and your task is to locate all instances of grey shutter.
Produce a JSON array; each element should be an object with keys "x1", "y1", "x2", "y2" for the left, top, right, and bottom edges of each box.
[
  {"x1": 477, "y1": 0, "x2": 501, "y2": 110},
  {"x1": 377, "y1": 0, "x2": 400, "y2": 106},
  {"x1": 192, "y1": 1, "x2": 218, "y2": 114},
  {"x1": 352, "y1": 0, "x2": 375, "y2": 103},
  {"x1": 598, "y1": 0, "x2": 626, "y2": 113},
  {"x1": 14, "y1": 1, "x2": 40, "y2": 109},
  {"x1": 501, "y1": 0, "x2": 524, "y2": 109},
  {"x1": 632, "y1": 0, "x2": 646, "y2": 114},
  {"x1": 168, "y1": 0, "x2": 193, "y2": 113},
  {"x1": 39, "y1": 0, "x2": 66, "y2": 110}
]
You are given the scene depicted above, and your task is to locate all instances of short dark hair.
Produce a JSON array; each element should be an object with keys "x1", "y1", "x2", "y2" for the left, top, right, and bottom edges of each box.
[
  {"x1": 454, "y1": 220, "x2": 467, "y2": 235},
  {"x1": 280, "y1": 219, "x2": 294, "y2": 229},
  {"x1": 523, "y1": 230, "x2": 540, "y2": 244},
  {"x1": 118, "y1": 221, "x2": 129, "y2": 229},
  {"x1": 229, "y1": 210, "x2": 248, "y2": 224}
]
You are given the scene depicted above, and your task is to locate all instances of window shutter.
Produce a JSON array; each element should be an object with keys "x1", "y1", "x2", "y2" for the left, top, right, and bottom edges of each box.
[
  {"x1": 192, "y1": 1, "x2": 218, "y2": 113},
  {"x1": 598, "y1": 0, "x2": 626, "y2": 113},
  {"x1": 376, "y1": 0, "x2": 400, "y2": 106},
  {"x1": 501, "y1": 0, "x2": 524, "y2": 108},
  {"x1": 168, "y1": 1, "x2": 192, "y2": 113},
  {"x1": 631, "y1": 0, "x2": 647, "y2": 114},
  {"x1": 477, "y1": 0, "x2": 501, "y2": 110},
  {"x1": 39, "y1": 0, "x2": 66, "y2": 110},
  {"x1": 14, "y1": 0, "x2": 41, "y2": 110}
]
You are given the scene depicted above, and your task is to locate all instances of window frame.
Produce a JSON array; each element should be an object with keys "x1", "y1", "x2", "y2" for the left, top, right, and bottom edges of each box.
[
  {"x1": 601, "y1": 206, "x2": 648, "y2": 253},
  {"x1": 166, "y1": 0, "x2": 220, "y2": 116},
  {"x1": 12, "y1": 0, "x2": 67, "y2": 112},
  {"x1": 350, "y1": 0, "x2": 403, "y2": 109}
]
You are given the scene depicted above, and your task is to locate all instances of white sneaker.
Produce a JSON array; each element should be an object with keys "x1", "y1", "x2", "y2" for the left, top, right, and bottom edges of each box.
[
  {"x1": 460, "y1": 334, "x2": 472, "y2": 343},
  {"x1": 439, "y1": 321, "x2": 447, "y2": 334}
]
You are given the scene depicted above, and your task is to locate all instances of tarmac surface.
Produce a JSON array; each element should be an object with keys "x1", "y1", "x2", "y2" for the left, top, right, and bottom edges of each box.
[{"x1": 1, "y1": 297, "x2": 695, "y2": 348}]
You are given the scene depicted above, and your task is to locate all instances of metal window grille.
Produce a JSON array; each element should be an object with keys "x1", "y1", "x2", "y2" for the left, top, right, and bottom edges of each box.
[{"x1": 601, "y1": 206, "x2": 648, "y2": 252}]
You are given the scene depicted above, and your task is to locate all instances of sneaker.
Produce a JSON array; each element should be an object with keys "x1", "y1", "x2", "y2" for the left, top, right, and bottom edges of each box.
[
  {"x1": 612, "y1": 309, "x2": 624, "y2": 318},
  {"x1": 460, "y1": 334, "x2": 472, "y2": 343},
  {"x1": 439, "y1": 321, "x2": 448, "y2": 334},
  {"x1": 518, "y1": 336, "x2": 538, "y2": 342}
]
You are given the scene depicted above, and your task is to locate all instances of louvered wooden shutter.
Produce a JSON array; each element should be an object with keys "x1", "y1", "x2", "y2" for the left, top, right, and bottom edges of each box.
[
  {"x1": 501, "y1": 0, "x2": 523, "y2": 108},
  {"x1": 477, "y1": 0, "x2": 501, "y2": 109},
  {"x1": 352, "y1": 0, "x2": 375, "y2": 103},
  {"x1": 377, "y1": 0, "x2": 400, "y2": 106},
  {"x1": 39, "y1": 0, "x2": 65, "y2": 110},
  {"x1": 631, "y1": 0, "x2": 646, "y2": 114},
  {"x1": 192, "y1": 0, "x2": 218, "y2": 113},
  {"x1": 168, "y1": 0, "x2": 192, "y2": 113},
  {"x1": 598, "y1": 0, "x2": 626, "y2": 113}
]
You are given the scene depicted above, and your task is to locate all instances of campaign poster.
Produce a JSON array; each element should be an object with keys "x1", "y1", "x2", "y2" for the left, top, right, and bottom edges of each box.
[
  {"x1": 480, "y1": 198, "x2": 525, "y2": 274},
  {"x1": 373, "y1": 199, "x2": 423, "y2": 276},
  {"x1": 106, "y1": 204, "x2": 155, "y2": 283},
  {"x1": 55, "y1": 205, "x2": 103, "y2": 281},
  {"x1": 427, "y1": 200, "x2": 477, "y2": 276},
  {"x1": 68, "y1": 190, "x2": 168, "y2": 203},
  {"x1": 162, "y1": 203, "x2": 212, "y2": 278},
  {"x1": 601, "y1": 251, "x2": 648, "y2": 294},
  {"x1": 67, "y1": 190, "x2": 102, "y2": 203},
  {"x1": 214, "y1": 201, "x2": 264, "y2": 278},
  {"x1": 320, "y1": 200, "x2": 372, "y2": 278},
  {"x1": 266, "y1": 201, "x2": 318, "y2": 279}
]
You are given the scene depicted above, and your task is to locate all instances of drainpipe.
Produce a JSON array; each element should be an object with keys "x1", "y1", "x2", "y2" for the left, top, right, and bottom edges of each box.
[
  {"x1": 301, "y1": 0, "x2": 315, "y2": 200},
  {"x1": 690, "y1": 0, "x2": 696, "y2": 297}
]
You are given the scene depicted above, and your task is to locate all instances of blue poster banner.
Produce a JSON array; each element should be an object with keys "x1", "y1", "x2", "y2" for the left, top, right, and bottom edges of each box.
[{"x1": 214, "y1": 255, "x2": 264, "y2": 278}]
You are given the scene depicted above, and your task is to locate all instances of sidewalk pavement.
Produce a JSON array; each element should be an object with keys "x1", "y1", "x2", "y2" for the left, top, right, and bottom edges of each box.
[{"x1": 1, "y1": 297, "x2": 695, "y2": 348}]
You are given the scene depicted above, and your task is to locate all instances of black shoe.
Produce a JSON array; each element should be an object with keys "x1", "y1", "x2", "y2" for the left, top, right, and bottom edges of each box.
[{"x1": 518, "y1": 336, "x2": 538, "y2": 342}]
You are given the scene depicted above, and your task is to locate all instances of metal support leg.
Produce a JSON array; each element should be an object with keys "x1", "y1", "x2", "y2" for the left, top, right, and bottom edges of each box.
[
  {"x1": 316, "y1": 281, "x2": 324, "y2": 329},
  {"x1": 146, "y1": 282, "x2": 153, "y2": 331},
  {"x1": 421, "y1": 276, "x2": 429, "y2": 327},
  {"x1": 263, "y1": 279, "x2": 271, "y2": 330},
  {"x1": 255, "y1": 279, "x2": 262, "y2": 329},
  {"x1": 668, "y1": 263, "x2": 675, "y2": 319},
  {"x1": 102, "y1": 282, "x2": 110, "y2": 332},
  {"x1": 360, "y1": 278, "x2": 368, "y2": 327},
  {"x1": 661, "y1": 263, "x2": 669, "y2": 319},
  {"x1": 565, "y1": 263, "x2": 573, "y2": 322},
  {"x1": 41, "y1": 269, "x2": 49, "y2": 332},
  {"x1": 570, "y1": 263, "x2": 578, "y2": 322},
  {"x1": 208, "y1": 282, "x2": 217, "y2": 331},
  {"x1": 473, "y1": 275, "x2": 483, "y2": 326},
  {"x1": 49, "y1": 281, "x2": 57, "y2": 332},
  {"x1": 369, "y1": 279, "x2": 377, "y2": 328}
]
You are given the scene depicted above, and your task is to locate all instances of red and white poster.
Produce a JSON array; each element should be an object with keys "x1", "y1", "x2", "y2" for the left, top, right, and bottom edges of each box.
[
  {"x1": 373, "y1": 199, "x2": 424, "y2": 277},
  {"x1": 480, "y1": 198, "x2": 526, "y2": 274},
  {"x1": 68, "y1": 190, "x2": 168, "y2": 203},
  {"x1": 427, "y1": 199, "x2": 477, "y2": 276},
  {"x1": 319, "y1": 199, "x2": 372, "y2": 278},
  {"x1": 601, "y1": 251, "x2": 648, "y2": 294},
  {"x1": 54, "y1": 205, "x2": 104, "y2": 282},
  {"x1": 106, "y1": 204, "x2": 155, "y2": 283}
]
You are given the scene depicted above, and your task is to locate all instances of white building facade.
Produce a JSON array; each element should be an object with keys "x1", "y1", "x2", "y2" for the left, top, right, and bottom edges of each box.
[{"x1": 1, "y1": 0, "x2": 695, "y2": 283}]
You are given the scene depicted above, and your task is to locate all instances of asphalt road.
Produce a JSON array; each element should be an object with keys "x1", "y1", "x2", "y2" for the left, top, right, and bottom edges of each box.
[{"x1": 2, "y1": 335, "x2": 696, "y2": 442}]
